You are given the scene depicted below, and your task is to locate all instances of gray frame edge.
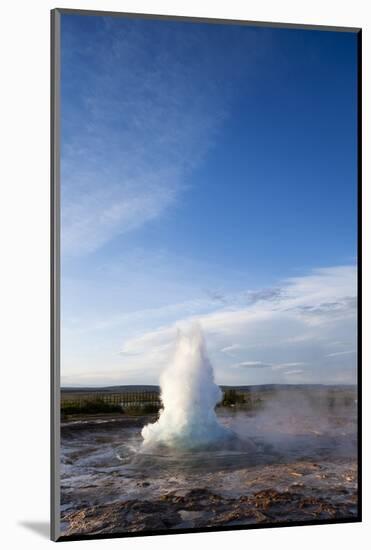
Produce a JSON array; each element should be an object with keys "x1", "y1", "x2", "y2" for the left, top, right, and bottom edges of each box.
[
  {"x1": 54, "y1": 7, "x2": 361, "y2": 33},
  {"x1": 51, "y1": 8, "x2": 61, "y2": 542}
]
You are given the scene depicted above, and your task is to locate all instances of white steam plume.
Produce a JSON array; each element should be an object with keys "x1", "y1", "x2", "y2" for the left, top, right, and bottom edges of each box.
[{"x1": 141, "y1": 323, "x2": 234, "y2": 450}]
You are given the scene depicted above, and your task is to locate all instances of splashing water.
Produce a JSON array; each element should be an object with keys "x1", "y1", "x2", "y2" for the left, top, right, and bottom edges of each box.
[{"x1": 141, "y1": 324, "x2": 236, "y2": 451}]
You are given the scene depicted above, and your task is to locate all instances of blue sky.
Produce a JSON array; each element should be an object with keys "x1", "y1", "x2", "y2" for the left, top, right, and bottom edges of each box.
[{"x1": 60, "y1": 14, "x2": 358, "y2": 386}]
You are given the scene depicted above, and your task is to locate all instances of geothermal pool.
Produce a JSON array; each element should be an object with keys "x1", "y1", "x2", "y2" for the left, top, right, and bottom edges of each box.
[
  {"x1": 60, "y1": 328, "x2": 357, "y2": 536},
  {"x1": 60, "y1": 403, "x2": 357, "y2": 536}
]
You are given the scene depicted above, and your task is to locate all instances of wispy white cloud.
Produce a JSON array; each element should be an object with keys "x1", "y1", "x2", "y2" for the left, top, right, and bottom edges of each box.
[
  {"x1": 116, "y1": 265, "x2": 356, "y2": 384},
  {"x1": 61, "y1": 21, "x2": 259, "y2": 256},
  {"x1": 284, "y1": 369, "x2": 304, "y2": 376},
  {"x1": 232, "y1": 361, "x2": 272, "y2": 369},
  {"x1": 326, "y1": 350, "x2": 356, "y2": 357},
  {"x1": 220, "y1": 344, "x2": 242, "y2": 356},
  {"x1": 271, "y1": 362, "x2": 306, "y2": 371},
  {"x1": 61, "y1": 264, "x2": 356, "y2": 386},
  {"x1": 62, "y1": 179, "x2": 180, "y2": 256}
]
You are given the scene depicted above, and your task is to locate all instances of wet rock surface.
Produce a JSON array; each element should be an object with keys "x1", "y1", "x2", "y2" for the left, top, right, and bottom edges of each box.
[{"x1": 60, "y1": 409, "x2": 358, "y2": 536}]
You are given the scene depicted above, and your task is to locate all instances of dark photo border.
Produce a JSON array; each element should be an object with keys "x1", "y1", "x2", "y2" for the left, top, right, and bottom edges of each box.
[{"x1": 51, "y1": 8, "x2": 362, "y2": 542}]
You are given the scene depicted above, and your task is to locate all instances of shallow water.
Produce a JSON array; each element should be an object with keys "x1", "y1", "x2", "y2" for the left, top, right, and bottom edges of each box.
[{"x1": 60, "y1": 407, "x2": 358, "y2": 536}]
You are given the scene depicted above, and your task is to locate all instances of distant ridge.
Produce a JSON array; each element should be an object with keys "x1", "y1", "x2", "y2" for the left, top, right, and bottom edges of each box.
[
  {"x1": 61, "y1": 383, "x2": 355, "y2": 393},
  {"x1": 221, "y1": 383, "x2": 356, "y2": 392},
  {"x1": 61, "y1": 385, "x2": 160, "y2": 393}
]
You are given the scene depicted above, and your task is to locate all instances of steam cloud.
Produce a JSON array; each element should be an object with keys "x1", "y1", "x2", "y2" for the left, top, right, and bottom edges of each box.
[{"x1": 141, "y1": 323, "x2": 235, "y2": 450}]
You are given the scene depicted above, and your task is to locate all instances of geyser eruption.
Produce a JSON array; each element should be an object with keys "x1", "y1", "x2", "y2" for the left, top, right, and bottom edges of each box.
[{"x1": 141, "y1": 323, "x2": 235, "y2": 451}]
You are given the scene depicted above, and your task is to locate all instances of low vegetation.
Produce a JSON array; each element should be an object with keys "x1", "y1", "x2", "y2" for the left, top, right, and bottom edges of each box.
[
  {"x1": 60, "y1": 386, "x2": 356, "y2": 417},
  {"x1": 61, "y1": 398, "x2": 123, "y2": 415}
]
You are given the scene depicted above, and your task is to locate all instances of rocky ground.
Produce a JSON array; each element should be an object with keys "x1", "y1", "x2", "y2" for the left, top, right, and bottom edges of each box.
[{"x1": 60, "y1": 406, "x2": 358, "y2": 537}]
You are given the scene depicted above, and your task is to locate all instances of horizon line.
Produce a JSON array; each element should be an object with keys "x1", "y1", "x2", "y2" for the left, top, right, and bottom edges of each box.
[{"x1": 61, "y1": 382, "x2": 356, "y2": 390}]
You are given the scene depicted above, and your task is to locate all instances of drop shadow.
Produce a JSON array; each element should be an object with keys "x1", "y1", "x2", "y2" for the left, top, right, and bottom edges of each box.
[{"x1": 18, "y1": 521, "x2": 50, "y2": 539}]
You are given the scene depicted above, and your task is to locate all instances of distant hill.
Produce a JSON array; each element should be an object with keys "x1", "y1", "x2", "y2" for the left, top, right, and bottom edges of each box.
[
  {"x1": 61, "y1": 385, "x2": 160, "y2": 393},
  {"x1": 221, "y1": 384, "x2": 356, "y2": 392},
  {"x1": 61, "y1": 383, "x2": 356, "y2": 393}
]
